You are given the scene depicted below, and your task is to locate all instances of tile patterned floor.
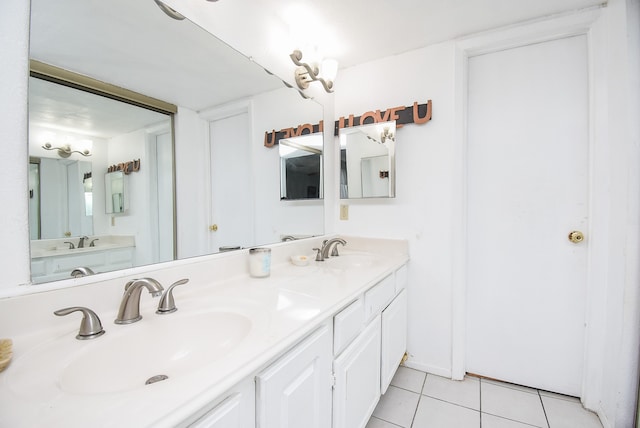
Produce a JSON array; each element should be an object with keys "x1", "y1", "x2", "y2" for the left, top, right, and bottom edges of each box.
[{"x1": 366, "y1": 367, "x2": 603, "y2": 428}]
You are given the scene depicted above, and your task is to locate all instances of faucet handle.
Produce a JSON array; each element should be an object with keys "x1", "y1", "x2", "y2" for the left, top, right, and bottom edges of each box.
[
  {"x1": 156, "y1": 278, "x2": 189, "y2": 314},
  {"x1": 313, "y1": 248, "x2": 324, "y2": 262},
  {"x1": 63, "y1": 241, "x2": 75, "y2": 249},
  {"x1": 54, "y1": 306, "x2": 105, "y2": 340}
]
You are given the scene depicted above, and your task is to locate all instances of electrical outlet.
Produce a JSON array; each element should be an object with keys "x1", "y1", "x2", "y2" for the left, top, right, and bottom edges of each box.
[{"x1": 340, "y1": 204, "x2": 349, "y2": 220}]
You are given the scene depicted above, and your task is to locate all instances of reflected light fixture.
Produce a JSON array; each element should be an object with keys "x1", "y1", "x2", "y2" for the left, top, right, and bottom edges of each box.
[
  {"x1": 290, "y1": 50, "x2": 337, "y2": 93},
  {"x1": 153, "y1": 0, "x2": 185, "y2": 20},
  {"x1": 381, "y1": 127, "x2": 395, "y2": 143},
  {"x1": 42, "y1": 143, "x2": 92, "y2": 158},
  {"x1": 154, "y1": 0, "x2": 219, "y2": 20}
]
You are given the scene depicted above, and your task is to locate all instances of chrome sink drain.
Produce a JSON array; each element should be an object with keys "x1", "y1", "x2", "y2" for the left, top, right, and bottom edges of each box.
[{"x1": 145, "y1": 374, "x2": 169, "y2": 385}]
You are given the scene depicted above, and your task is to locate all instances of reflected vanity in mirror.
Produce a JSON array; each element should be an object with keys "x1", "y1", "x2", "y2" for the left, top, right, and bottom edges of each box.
[
  {"x1": 279, "y1": 133, "x2": 323, "y2": 200},
  {"x1": 340, "y1": 121, "x2": 396, "y2": 198},
  {"x1": 24, "y1": 0, "x2": 324, "y2": 287}
]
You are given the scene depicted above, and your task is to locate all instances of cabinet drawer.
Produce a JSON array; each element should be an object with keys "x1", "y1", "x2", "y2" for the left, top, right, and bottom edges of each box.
[
  {"x1": 364, "y1": 274, "x2": 395, "y2": 321},
  {"x1": 395, "y1": 264, "x2": 408, "y2": 293},
  {"x1": 334, "y1": 298, "x2": 365, "y2": 356}
]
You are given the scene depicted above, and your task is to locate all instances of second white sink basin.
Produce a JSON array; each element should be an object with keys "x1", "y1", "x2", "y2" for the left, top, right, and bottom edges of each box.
[{"x1": 324, "y1": 252, "x2": 382, "y2": 269}]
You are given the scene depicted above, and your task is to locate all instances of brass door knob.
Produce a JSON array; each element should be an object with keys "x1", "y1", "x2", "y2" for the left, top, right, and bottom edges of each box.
[
  {"x1": 568, "y1": 231, "x2": 584, "y2": 243},
  {"x1": 209, "y1": 224, "x2": 218, "y2": 232}
]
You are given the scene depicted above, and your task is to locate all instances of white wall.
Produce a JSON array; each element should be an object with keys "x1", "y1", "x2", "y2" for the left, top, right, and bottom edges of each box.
[
  {"x1": 334, "y1": 42, "x2": 457, "y2": 376},
  {"x1": 174, "y1": 106, "x2": 209, "y2": 259},
  {"x1": 0, "y1": 0, "x2": 31, "y2": 286}
]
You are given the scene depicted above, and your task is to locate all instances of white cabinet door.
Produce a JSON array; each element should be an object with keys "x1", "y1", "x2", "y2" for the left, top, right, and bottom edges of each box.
[
  {"x1": 256, "y1": 323, "x2": 332, "y2": 428},
  {"x1": 333, "y1": 314, "x2": 382, "y2": 428},
  {"x1": 381, "y1": 290, "x2": 407, "y2": 394},
  {"x1": 187, "y1": 379, "x2": 255, "y2": 428}
]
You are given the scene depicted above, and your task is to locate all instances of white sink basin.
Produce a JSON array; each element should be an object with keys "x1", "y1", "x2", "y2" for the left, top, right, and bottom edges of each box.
[
  {"x1": 9, "y1": 310, "x2": 253, "y2": 397},
  {"x1": 323, "y1": 252, "x2": 382, "y2": 269}
]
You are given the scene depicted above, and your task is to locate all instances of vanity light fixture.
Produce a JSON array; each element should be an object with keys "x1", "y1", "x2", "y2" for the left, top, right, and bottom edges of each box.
[
  {"x1": 42, "y1": 143, "x2": 92, "y2": 158},
  {"x1": 290, "y1": 50, "x2": 337, "y2": 93}
]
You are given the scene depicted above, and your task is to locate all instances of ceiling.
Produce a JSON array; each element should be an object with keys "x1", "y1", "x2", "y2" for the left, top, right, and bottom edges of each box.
[
  {"x1": 28, "y1": 0, "x2": 606, "y2": 138},
  {"x1": 283, "y1": 0, "x2": 606, "y2": 68}
]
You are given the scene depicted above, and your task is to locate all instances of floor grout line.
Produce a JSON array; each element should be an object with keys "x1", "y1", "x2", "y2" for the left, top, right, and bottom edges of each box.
[
  {"x1": 538, "y1": 389, "x2": 551, "y2": 428},
  {"x1": 408, "y1": 372, "x2": 429, "y2": 427},
  {"x1": 378, "y1": 368, "x2": 598, "y2": 428},
  {"x1": 371, "y1": 416, "x2": 404, "y2": 428},
  {"x1": 481, "y1": 411, "x2": 548, "y2": 428},
  {"x1": 479, "y1": 377, "x2": 483, "y2": 428}
]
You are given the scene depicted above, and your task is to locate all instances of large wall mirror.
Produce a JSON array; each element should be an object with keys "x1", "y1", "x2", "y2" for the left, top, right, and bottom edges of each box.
[
  {"x1": 26, "y1": 0, "x2": 324, "y2": 287},
  {"x1": 340, "y1": 121, "x2": 396, "y2": 198}
]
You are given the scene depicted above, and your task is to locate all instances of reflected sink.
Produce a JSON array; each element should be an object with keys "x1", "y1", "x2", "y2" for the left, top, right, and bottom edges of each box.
[
  {"x1": 9, "y1": 310, "x2": 252, "y2": 397},
  {"x1": 323, "y1": 252, "x2": 382, "y2": 269}
]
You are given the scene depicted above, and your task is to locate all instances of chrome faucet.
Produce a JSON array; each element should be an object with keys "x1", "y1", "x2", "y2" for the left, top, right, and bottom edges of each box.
[
  {"x1": 77, "y1": 236, "x2": 89, "y2": 248},
  {"x1": 115, "y1": 278, "x2": 164, "y2": 324},
  {"x1": 71, "y1": 267, "x2": 95, "y2": 278},
  {"x1": 315, "y1": 238, "x2": 347, "y2": 261}
]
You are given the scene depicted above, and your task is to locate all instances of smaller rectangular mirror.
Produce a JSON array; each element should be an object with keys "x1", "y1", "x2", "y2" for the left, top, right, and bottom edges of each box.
[
  {"x1": 340, "y1": 121, "x2": 396, "y2": 199},
  {"x1": 279, "y1": 133, "x2": 324, "y2": 200},
  {"x1": 105, "y1": 171, "x2": 125, "y2": 213}
]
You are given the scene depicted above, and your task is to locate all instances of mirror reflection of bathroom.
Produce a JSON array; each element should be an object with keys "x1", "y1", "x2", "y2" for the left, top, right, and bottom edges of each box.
[
  {"x1": 340, "y1": 121, "x2": 396, "y2": 199},
  {"x1": 28, "y1": 156, "x2": 93, "y2": 239},
  {"x1": 105, "y1": 171, "x2": 124, "y2": 214},
  {"x1": 279, "y1": 133, "x2": 324, "y2": 200}
]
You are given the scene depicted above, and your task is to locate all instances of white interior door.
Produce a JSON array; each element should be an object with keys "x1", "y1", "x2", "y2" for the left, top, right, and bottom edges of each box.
[
  {"x1": 209, "y1": 112, "x2": 253, "y2": 252},
  {"x1": 466, "y1": 35, "x2": 589, "y2": 396}
]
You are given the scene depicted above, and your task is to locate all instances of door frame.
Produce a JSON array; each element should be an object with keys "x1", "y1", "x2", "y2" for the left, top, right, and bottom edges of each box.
[{"x1": 450, "y1": 6, "x2": 608, "y2": 411}]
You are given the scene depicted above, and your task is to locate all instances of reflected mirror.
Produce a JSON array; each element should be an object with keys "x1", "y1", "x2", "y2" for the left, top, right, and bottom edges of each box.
[
  {"x1": 29, "y1": 74, "x2": 174, "y2": 283},
  {"x1": 105, "y1": 172, "x2": 125, "y2": 214},
  {"x1": 280, "y1": 133, "x2": 323, "y2": 200},
  {"x1": 26, "y1": 0, "x2": 324, "y2": 287},
  {"x1": 340, "y1": 121, "x2": 396, "y2": 198}
]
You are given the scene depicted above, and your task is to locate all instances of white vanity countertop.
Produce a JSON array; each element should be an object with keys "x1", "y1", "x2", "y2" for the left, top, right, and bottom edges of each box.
[{"x1": 0, "y1": 236, "x2": 408, "y2": 428}]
